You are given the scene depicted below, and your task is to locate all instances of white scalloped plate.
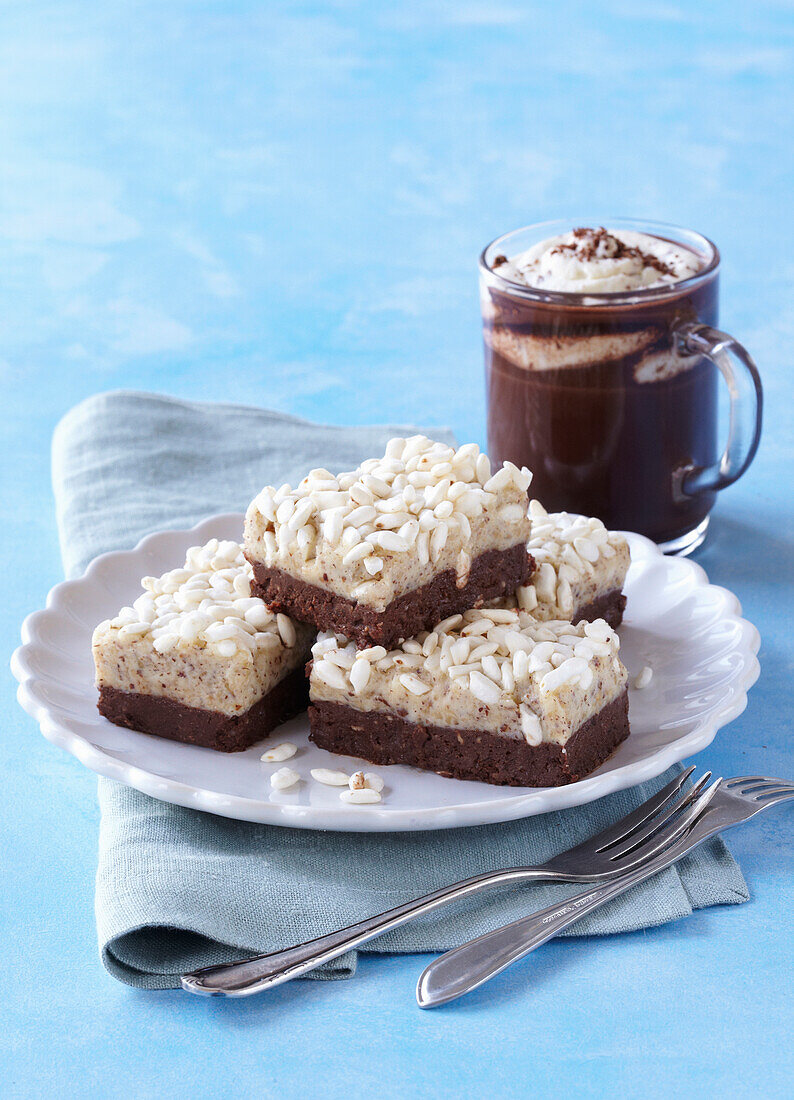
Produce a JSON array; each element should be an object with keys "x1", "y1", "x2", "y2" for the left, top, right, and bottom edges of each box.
[{"x1": 12, "y1": 513, "x2": 760, "y2": 831}]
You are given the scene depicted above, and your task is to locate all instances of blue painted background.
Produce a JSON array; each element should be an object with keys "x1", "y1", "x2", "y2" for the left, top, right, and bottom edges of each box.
[{"x1": 3, "y1": 2, "x2": 793, "y2": 1097}]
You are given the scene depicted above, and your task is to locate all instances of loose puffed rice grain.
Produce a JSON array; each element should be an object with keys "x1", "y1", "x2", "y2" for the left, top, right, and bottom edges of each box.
[
  {"x1": 270, "y1": 767, "x2": 300, "y2": 790},
  {"x1": 634, "y1": 665, "x2": 653, "y2": 690},
  {"x1": 340, "y1": 788, "x2": 382, "y2": 805},
  {"x1": 260, "y1": 742, "x2": 297, "y2": 763},
  {"x1": 310, "y1": 768, "x2": 351, "y2": 786}
]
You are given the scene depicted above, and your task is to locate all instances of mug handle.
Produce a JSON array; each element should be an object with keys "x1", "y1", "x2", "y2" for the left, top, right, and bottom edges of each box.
[{"x1": 673, "y1": 322, "x2": 763, "y2": 497}]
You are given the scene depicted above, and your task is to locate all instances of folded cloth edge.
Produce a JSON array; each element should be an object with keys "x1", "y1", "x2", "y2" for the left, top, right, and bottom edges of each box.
[{"x1": 52, "y1": 388, "x2": 458, "y2": 579}]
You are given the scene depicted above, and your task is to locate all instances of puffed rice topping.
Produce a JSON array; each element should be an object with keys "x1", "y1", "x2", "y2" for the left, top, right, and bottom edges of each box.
[
  {"x1": 96, "y1": 539, "x2": 299, "y2": 661},
  {"x1": 246, "y1": 436, "x2": 532, "y2": 580},
  {"x1": 515, "y1": 501, "x2": 628, "y2": 617},
  {"x1": 312, "y1": 608, "x2": 619, "y2": 700}
]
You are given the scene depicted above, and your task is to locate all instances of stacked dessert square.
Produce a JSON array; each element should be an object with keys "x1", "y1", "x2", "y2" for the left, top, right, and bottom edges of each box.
[
  {"x1": 243, "y1": 437, "x2": 533, "y2": 648},
  {"x1": 93, "y1": 437, "x2": 631, "y2": 786}
]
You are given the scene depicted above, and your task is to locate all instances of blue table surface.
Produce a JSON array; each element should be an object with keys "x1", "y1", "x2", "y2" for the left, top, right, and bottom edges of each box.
[{"x1": 3, "y1": 2, "x2": 793, "y2": 1097}]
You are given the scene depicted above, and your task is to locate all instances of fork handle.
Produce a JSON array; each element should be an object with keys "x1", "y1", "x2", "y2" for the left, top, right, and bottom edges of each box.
[
  {"x1": 181, "y1": 866, "x2": 546, "y2": 996},
  {"x1": 416, "y1": 841, "x2": 693, "y2": 1008}
]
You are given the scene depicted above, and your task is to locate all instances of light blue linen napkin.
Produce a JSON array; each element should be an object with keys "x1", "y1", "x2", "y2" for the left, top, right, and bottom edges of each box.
[{"x1": 52, "y1": 391, "x2": 748, "y2": 989}]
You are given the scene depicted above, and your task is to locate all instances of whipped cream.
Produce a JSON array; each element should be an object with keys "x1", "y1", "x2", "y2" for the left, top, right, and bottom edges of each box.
[{"x1": 493, "y1": 227, "x2": 702, "y2": 294}]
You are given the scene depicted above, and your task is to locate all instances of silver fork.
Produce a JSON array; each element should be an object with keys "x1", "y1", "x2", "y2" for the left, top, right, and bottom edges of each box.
[
  {"x1": 182, "y1": 766, "x2": 713, "y2": 997},
  {"x1": 416, "y1": 775, "x2": 794, "y2": 1008}
]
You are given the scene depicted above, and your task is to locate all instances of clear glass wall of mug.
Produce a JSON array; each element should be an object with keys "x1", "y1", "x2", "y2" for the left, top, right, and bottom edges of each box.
[{"x1": 481, "y1": 219, "x2": 762, "y2": 554}]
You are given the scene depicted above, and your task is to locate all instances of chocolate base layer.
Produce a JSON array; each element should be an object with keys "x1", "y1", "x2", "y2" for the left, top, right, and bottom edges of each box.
[
  {"x1": 248, "y1": 543, "x2": 532, "y2": 650},
  {"x1": 308, "y1": 690, "x2": 630, "y2": 787},
  {"x1": 573, "y1": 588, "x2": 626, "y2": 629},
  {"x1": 98, "y1": 666, "x2": 309, "y2": 752}
]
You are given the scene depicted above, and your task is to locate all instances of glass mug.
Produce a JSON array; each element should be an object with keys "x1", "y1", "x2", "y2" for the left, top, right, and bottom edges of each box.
[{"x1": 480, "y1": 218, "x2": 763, "y2": 554}]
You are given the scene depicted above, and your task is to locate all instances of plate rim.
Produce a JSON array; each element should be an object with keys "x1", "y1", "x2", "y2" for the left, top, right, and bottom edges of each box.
[{"x1": 11, "y1": 512, "x2": 761, "y2": 831}]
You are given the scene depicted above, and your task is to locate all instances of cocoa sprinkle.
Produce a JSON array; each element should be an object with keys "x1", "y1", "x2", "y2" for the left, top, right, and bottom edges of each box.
[{"x1": 552, "y1": 227, "x2": 674, "y2": 275}]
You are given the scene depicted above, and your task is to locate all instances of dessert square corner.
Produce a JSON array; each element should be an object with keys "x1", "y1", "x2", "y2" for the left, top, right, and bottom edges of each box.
[
  {"x1": 91, "y1": 539, "x2": 313, "y2": 752},
  {"x1": 506, "y1": 501, "x2": 631, "y2": 628}
]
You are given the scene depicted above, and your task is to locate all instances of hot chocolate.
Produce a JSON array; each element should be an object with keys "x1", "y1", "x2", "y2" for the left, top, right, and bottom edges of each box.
[{"x1": 482, "y1": 225, "x2": 722, "y2": 548}]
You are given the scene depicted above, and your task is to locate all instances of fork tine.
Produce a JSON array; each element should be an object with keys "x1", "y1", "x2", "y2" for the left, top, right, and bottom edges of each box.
[
  {"x1": 604, "y1": 771, "x2": 714, "y2": 862},
  {"x1": 611, "y1": 776, "x2": 722, "y2": 866},
  {"x1": 762, "y1": 793, "x2": 794, "y2": 809},
  {"x1": 723, "y1": 776, "x2": 794, "y2": 791},
  {"x1": 590, "y1": 765, "x2": 697, "y2": 851},
  {"x1": 731, "y1": 778, "x2": 794, "y2": 796},
  {"x1": 750, "y1": 786, "x2": 794, "y2": 801},
  {"x1": 676, "y1": 777, "x2": 723, "y2": 830}
]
